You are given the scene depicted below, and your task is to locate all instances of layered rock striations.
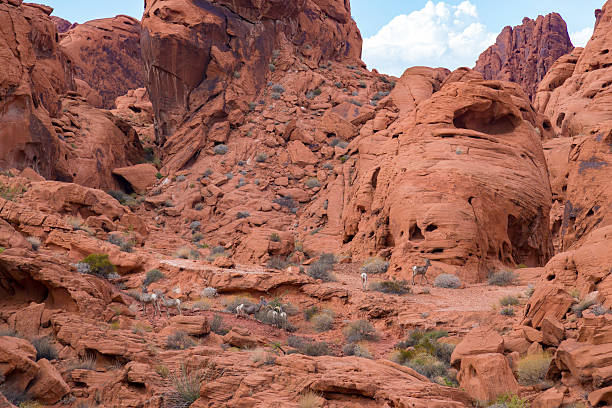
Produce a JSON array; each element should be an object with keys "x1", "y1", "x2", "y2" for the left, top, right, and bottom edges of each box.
[{"x1": 475, "y1": 13, "x2": 574, "y2": 100}]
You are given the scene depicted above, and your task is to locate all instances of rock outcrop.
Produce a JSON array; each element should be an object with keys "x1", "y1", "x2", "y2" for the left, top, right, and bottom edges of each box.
[
  {"x1": 51, "y1": 15, "x2": 76, "y2": 33},
  {"x1": 475, "y1": 13, "x2": 574, "y2": 100},
  {"x1": 60, "y1": 15, "x2": 144, "y2": 108},
  {"x1": 141, "y1": 0, "x2": 363, "y2": 146}
]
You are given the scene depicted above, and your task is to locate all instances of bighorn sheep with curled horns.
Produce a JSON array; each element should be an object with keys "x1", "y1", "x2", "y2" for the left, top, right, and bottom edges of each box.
[
  {"x1": 236, "y1": 297, "x2": 267, "y2": 319},
  {"x1": 412, "y1": 259, "x2": 432, "y2": 285},
  {"x1": 128, "y1": 286, "x2": 158, "y2": 316}
]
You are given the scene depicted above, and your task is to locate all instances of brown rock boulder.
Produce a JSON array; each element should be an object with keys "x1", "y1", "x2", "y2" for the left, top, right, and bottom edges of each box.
[
  {"x1": 0, "y1": 336, "x2": 39, "y2": 393},
  {"x1": 522, "y1": 284, "x2": 573, "y2": 329},
  {"x1": 457, "y1": 353, "x2": 519, "y2": 403},
  {"x1": 532, "y1": 387, "x2": 567, "y2": 408},
  {"x1": 578, "y1": 313, "x2": 612, "y2": 345},
  {"x1": 450, "y1": 327, "x2": 504, "y2": 367},
  {"x1": 27, "y1": 358, "x2": 70, "y2": 404},
  {"x1": 541, "y1": 315, "x2": 565, "y2": 346},
  {"x1": 112, "y1": 164, "x2": 158, "y2": 194},
  {"x1": 8, "y1": 302, "x2": 45, "y2": 338},
  {"x1": 60, "y1": 15, "x2": 144, "y2": 108},
  {"x1": 589, "y1": 386, "x2": 612, "y2": 407},
  {"x1": 223, "y1": 327, "x2": 266, "y2": 349},
  {"x1": 555, "y1": 339, "x2": 612, "y2": 383},
  {"x1": 287, "y1": 141, "x2": 318, "y2": 166},
  {"x1": 475, "y1": 13, "x2": 573, "y2": 100},
  {"x1": 162, "y1": 315, "x2": 210, "y2": 336}
]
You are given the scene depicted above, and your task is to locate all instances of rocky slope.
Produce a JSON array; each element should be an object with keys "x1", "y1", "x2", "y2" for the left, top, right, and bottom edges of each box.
[
  {"x1": 59, "y1": 15, "x2": 145, "y2": 108},
  {"x1": 475, "y1": 13, "x2": 574, "y2": 100},
  {"x1": 1, "y1": 0, "x2": 612, "y2": 407}
]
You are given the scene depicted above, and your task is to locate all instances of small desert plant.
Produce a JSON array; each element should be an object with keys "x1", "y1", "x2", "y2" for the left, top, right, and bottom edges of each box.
[
  {"x1": 361, "y1": 257, "x2": 389, "y2": 274},
  {"x1": 525, "y1": 284, "x2": 535, "y2": 298},
  {"x1": 155, "y1": 365, "x2": 170, "y2": 378},
  {"x1": 572, "y1": 299, "x2": 596, "y2": 317},
  {"x1": 305, "y1": 178, "x2": 321, "y2": 189},
  {"x1": 344, "y1": 320, "x2": 377, "y2": 343},
  {"x1": 31, "y1": 336, "x2": 57, "y2": 361},
  {"x1": 66, "y1": 354, "x2": 96, "y2": 371},
  {"x1": 500, "y1": 296, "x2": 520, "y2": 306},
  {"x1": 250, "y1": 348, "x2": 276, "y2": 365},
  {"x1": 0, "y1": 329, "x2": 21, "y2": 337},
  {"x1": 0, "y1": 385, "x2": 30, "y2": 406},
  {"x1": 307, "y1": 261, "x2": 335, "y2": 282},
  {"x1": 592, "y1": 303, "x2": 610, "y2": 316},
  {"x1": 488, "y1": 394, "x2": 529, "y2": 408},
  {"x1": 303, "y1": 306, "x2": 319, "y2": 321},
  {"x1": 434, "y1": 274, "x2": 461, "y2": 289},
  {"x1": 273, "y1": 196, "x2": 297, "y2": 211},
  {"x1": 175, "y1": 246, "x2": 199, "y2": 260},
  {"x1": 167, "y1": 365, "x2": 202, "y2": 407},
  {"x1": 201, "y1": 287, "x2": 218, "y2": 298},
  {"x1": 255, "y1": 153, "x2": 268, "y2": 163},
  {"x1": 271, "y1": 84, "x2": 285, "y2": 93},
  {"x1": 266, "y1": 256, "x2": 291, "y2": 270},
  {"x1": 143, "y1": 269, "x2": 164, "y2": 287},
  {"x1": 488, "y1": 270, "x2": 518, "y2": 286},
  {"x1": 298, "y1": 391, "x2": 322, "y2": 408},
  {"x1": 207, "y1": 245, "x2": 228, "y2": 261},
  {"x1": 26, "y1": 236, "x2": 41, "y2": 251},
  {"x1": 311, "y1": 312, "x2": 334, "y2": 332},
  {"x1": 0, "y1": 247, "x2": 4, "y2": 254},
  {"x1": 107, "y1": 233, "x2": 134, "y2": 253},
  {"x1": 213, "y1": 144, "x2": 228, "y2": 155},
  {"x1": 287, "y1": 336, "x2": 331, "y2": 356},
  {"x1": 500, "y1": 307, "x2": 515, "y2": 316},
  {"x1": 343, "y1": 343, "x2": 372, "y2": 358},
  {"x1": 370, "y1": 280, "x2": 410, "y2": 295},
  {"x1": 516, "y1": 353, "x2": 552, "y2": 385},
  {"x1": 156, "y1": 172, "x2": 163, "y2": 179},
  {"x1": 237, "y1": 211, "x2": 250, "y2": 219},
  {"x1": 80, "y1": 254, "x2": 116, "y2": 279},
  {"x1": 166, "y1": 331, "x2": 196, "y2": 350},
  {"x1": 269, "y1": 233, "x2": 281, "y2": 242},
  {"x1": 210, "y1": 315, "x2": 230, "y2": 335}
]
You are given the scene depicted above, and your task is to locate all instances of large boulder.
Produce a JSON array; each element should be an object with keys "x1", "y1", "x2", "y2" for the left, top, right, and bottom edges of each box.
[
  {"x1": 555, "y1": 339, "x2": 612, "y2": 383},
  {"x1": 522, "y1": 284, "x2": 573, "y2": 329},
  {"x1": 450, "y1": 327, "x2": 504, "y2": 368},
  {"x1": 457, "y1": 353, "x2": 519, "y2": 403},
  {"x1": 27, "y1": 358, "x2": 70, "y2": 404},
  {"x1": 0, "y1": 336, "x2": 39, "y2": 393}
]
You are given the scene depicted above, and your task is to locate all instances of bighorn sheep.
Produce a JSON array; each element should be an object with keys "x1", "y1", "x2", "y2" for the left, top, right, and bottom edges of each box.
[
  {"x1": 412, "y1": 259, "x2": 432, "y2": 285},
  {"x1": 361, "y1": 272, "x2": 368, "y2": 291},
  {"x1": 236, "y1": 297, "x2": 267, "y2": 319},
  {"x1": 157, "y1": 293, "x2": 182, "y2": 318},
  {"x1": 128, "y1": 286, "x2": 158, "y2": 317}
]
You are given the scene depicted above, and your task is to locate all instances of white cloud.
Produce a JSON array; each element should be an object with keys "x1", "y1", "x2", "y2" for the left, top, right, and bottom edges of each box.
[
  {"x1": 362, "y1": 1, "x2": 496, "y2": 77},
  {"x1": 570, "y1": 26, "x2": 593, "y2": 47}
]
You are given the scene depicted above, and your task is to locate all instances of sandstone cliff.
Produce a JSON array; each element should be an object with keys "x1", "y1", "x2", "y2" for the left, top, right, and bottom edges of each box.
[{"x1": 475, "y1": 13, "x2": 574, "y2": 100}]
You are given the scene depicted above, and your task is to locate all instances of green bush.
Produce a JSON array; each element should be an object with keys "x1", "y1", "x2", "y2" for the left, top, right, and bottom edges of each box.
[
  {"x1": 213, "y1": 144, "x2": 228, "y2": 155},
  {"x1": 500, "y1": 307, "x2": 515, "y2": 316},
  {"x1": 143, "y1": 269, "x2": 164, "y2": 287},
  {"x1": 344, "y1": 320, "x2": 377, "y2": 343},
  {"x1": 81, "y1": 254, "x2": 116, "y2": 278},
  {"x1": 516, "y1": 353, "x2": 552, "y2": 385},
  {"x1": 488, "y1": 270, "x2": 518, "y2": 286},
  {"x1": 269, "y1": 233, "x2": 281, "y2": 242},
  {"x1": 488, "y1": 394, "x2": 529, "y2": 408}
]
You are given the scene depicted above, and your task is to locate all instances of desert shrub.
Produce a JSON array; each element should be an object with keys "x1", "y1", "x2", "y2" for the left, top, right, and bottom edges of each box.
[
  {"x1": 273, "y1": 196, "x2": 298, "y2": 211},
  {"x1": 189, "y1": 221, "x2": 201, "y2": 231},
  {"x1": 488, "y1": 394, "x2": 529, "y2": 408},
  {"x1": 0, "y1": 247, "x2": 4, "y2": 254},
  {"x1": 303, "y1": 306, "x2": 319, "y2": 321},
  {"x1": 311, "y1": 313, "x2": 334, "y2": 332},
  {"x1": 156, "y1": 172, "x2": 163, "y2": 179},
  {"x1": 269, "y1": 233, "x2": 281, "y2": 242},
  {"x1": 143, "y1": 269, "x2": 164, "y2": 287},
  {"x1": 572, "y1": 299, "x2": 596, "y2": 317},
  {"x1": 271, "y1": 84, "x2": 285, "y2": 93},
  {"x1": 31, "y1": 336, "x2": 57, "y2": 361},
  {"x1": 271, "y1": 92, "x2": 281, "y2": 100},
  {"x1": 81, "y1": 254, "x2": 116, "y2": 279},
  {"x1": 305, "y1": 178, "x2": 321, "y2": 189},
  {"x1": 166, "y1": 331, "x2": 196, "y2": 350},
  {"x1": 500, "y1": 296, "x2": 520, "y2": 306},
  {"x1": 207, "y1": 245, "x2": 228, "y2": 261},
  {"x1": 592, "y1": 303, "x2": 610, "y2": 316},
  {"x1": 500, "y1": 307, "x2": 515, "y2": 316},
  {"x1": 344, "y1": 320, "x2": 377, "y2": 343},
  {"x1": 213, "y1": 144, "x2": 228, "y2": 155},
  {"x1": 108, "y1": 233, "x2": 134, "y2": 253},
  {"x1": 298, "y1": 391, "x2": 322, "y2": 408},
  {"x1": 210, "y1": 315, "x2": 230, "y2": 335},
  {"x1": 307, "y1": 261, "x2": 335, "y2": 282},
  {"x1": 407, "y1": 352, "x2": 448, "y2": 379},
  {"x1": 66, "y1": 354, "x2": 96, "y2": 371},
  {"x1": 167, "y1": 365, "x2": 201, "y2": 407},
  {"x1": 370, "y1": 280, "x2": 410, "y2": 295},
  {"x1": 175, "y1": 246, "x2": 199, "y2": 260},
  {"x1": 396, "y1": 330, "x2": 453, "y2": 365},
  {"x1": 434, "y1": 273, "x2": 461, "y2": 289},
  {"x1": 488, "y1": 270, "x2": 518, "y2": 286},
  {"x1": 237, "y1": 211, "x2": 250, "y2": 219},
  {"x1": 250, "y1": 348, "x2": 276, "y2": 365},
  {"x1": 224, "y1": 296, "x2": 254, "y2": 313},
  {"x1": 0, "y1": 385, "x2": 29, "y2": 406},
  {"x1": 201, "y1": 287, "x2": 218, "y2": 298},
  {"x1": 343, "y1": 343, "x2": 372, "y2": 358},
  {"x1": 516, "y1": 353, "x2": 552, "y2": 385},
  {"x1": 267, "y1": 256, "x2": 291, "y2": 270},
  {"x1": 0, "y1": 182, "x2": 26, "y2": 201},
  {"x1": 26, "y1": 236, "x2": 41, "y2": 251},
  {"x1": 361, "y1": 257, "x2": 389, "y2": 274},
  {"x1": 287, "y1": 336, "x2": 330, "y2": 356},
  {"x1": 0, "y1": 329, "x2": 21, "y2": 337},
  {"x1": 525, "y1": 284, "x2": 535, "y2": 298},
  {"x1": 255, "y1": 153, "x2": 268, "y2": 163}
]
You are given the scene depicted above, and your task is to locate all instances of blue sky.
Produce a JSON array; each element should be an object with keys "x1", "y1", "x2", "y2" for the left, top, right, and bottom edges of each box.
[{"x1": 44, "y1": 0, "x2": 603, "y2": 76}]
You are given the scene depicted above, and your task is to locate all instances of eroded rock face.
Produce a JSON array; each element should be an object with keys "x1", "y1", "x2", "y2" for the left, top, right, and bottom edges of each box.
[
  {"x1": 475, "y1": 13, "x2": 574, "y2": 100},
  {"x1": 51, "y1": 15, "x2": 76, "y2": 33},
  {"x1": 141, "y1": 0, "x2": 363, "y2": 147},
  {"x1": 340, "y1": 70, "x2": 553, "y2": 282},
  {"x1": 60, "y1": 15, "x2": 144, "y2": 108},
  {"x1": 0, "y1": 1, "x2": 74, "y2": 180}
]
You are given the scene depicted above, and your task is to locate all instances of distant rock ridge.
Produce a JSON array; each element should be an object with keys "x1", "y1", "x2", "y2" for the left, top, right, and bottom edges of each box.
[{"x1": 474, "y1": 13, "x2": 574, "y2": 100}]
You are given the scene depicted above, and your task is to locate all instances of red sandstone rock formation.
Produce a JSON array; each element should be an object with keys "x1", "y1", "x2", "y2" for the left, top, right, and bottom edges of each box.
[
  {"x1": 50, "y1": 15, "x2": 76, "y2": 33},
  {"x1": 60, "y1": 15, "x2": 144, "y2": 108},
  {"x1": 475, "y1": 13, "x2": 574, "y2": 100}
]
